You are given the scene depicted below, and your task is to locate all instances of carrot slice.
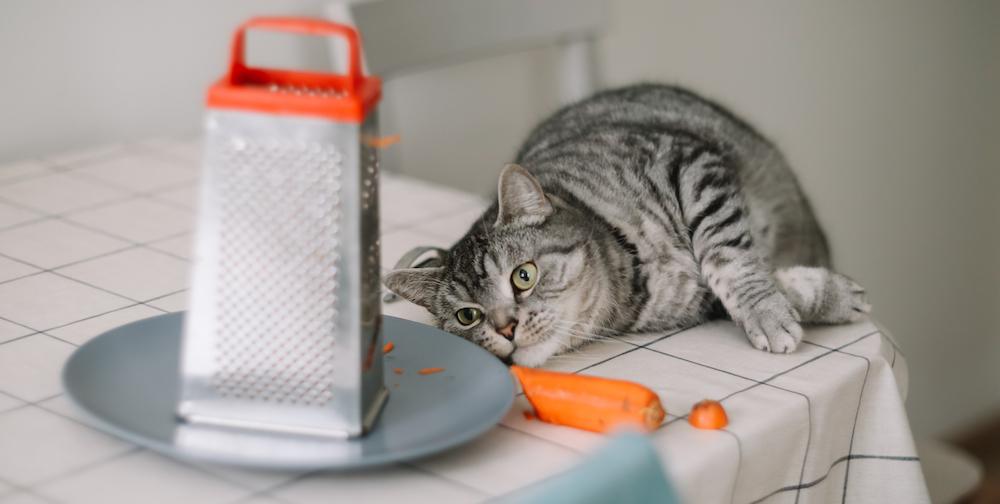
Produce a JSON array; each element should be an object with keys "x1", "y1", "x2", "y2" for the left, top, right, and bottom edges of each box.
[
  {"x1": 362, "y1": 134, "x2": 400, "y2": 149},
  {"x1": 393, "y1": 368, "x2": 404, "y2": 375},
  {"x1": 510, "y1": 366, "x2": 665, "y2": 433},
  {"x1": 383, "y1": 342, "x2": 395, "y2": 354},
  {"x1": 418, "y1": 367, "x2": 445, "y2": 375},
  {"x1": 688, "y1": 399, "x2": 728, "y2": 430}
]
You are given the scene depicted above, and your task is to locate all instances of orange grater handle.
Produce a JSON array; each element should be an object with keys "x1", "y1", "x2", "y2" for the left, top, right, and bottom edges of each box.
[{"x1": 228, "y1": 16, "x2": 363, "y2": 94}]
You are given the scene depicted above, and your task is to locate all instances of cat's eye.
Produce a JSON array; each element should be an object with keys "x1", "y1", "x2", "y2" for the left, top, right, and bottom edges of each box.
[
  {"x1": 511, "y1": 262, "x2": 538, "y2": 292},
  {"x1": 455, "y1": 307, "x2": 483, "y2": 326}
]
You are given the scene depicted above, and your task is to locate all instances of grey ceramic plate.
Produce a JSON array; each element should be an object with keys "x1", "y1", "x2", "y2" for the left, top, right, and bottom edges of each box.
[{"x1": 62, "y1": 313, "x2": 514, "y2": 470}]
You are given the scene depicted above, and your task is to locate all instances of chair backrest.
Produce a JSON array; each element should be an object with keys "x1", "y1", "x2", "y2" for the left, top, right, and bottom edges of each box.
[
  {"x1": 324, "y1": 0, "x2": 606, "y2": 178},
  {"x1": 327, "y1": 0, "x2": 603, "y2": 89}
]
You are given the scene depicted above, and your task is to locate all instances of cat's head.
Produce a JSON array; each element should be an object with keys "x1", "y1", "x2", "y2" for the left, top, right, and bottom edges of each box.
[{"x1": 383, "y1": 164, "x2": 613, "y2": 367}]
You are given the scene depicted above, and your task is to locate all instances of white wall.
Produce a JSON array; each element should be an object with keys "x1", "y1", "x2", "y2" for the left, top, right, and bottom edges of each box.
[
  {"x1": 0, "y1": 0, "x2": 332, "y2": 160},
  {"x1": 2, "y1": 0, "x2": 998, "y2": 437},
  {"x1": 593, "y1": 0, "x2": 1000, "y2": 438}
]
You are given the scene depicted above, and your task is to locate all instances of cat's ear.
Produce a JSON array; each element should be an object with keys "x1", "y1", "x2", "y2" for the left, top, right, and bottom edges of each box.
[
  {"x1": 383, "y1": 267, "x2": 444, "y2": 310},
  {"x1": 495, "y1": 163, "x2": 553, "y2": 227}
]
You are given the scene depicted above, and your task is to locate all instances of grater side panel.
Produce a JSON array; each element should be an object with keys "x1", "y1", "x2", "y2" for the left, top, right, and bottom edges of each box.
[
  {"x1": 180, "y1": 110, "x2": 369, "y2": 436},
  {"x1": 358, "y1": 112, "x2": 388, "y2": 431},
  {"x1": 210, "y1": 136, "x2": 341, "y2": 405}
]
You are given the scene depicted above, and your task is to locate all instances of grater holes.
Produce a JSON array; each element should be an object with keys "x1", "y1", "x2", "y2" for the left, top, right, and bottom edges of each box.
[
  {"x1": 260, "y1": 83, "x2": 349, "y2": 98},
  {"x1": 360, "y1": 130, "x2": 382, "y2": 332},
  {"x1": 209, "y1": 138, "x2": 342, "y2": 406},
  {"x1": 362, "y1": 143, "x2": 379, "y2": 264}
]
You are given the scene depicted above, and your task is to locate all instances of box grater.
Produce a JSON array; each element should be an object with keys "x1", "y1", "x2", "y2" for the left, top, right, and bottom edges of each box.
[{"x1": 178, "y1": 17, "x2": 387, "y2": 438}]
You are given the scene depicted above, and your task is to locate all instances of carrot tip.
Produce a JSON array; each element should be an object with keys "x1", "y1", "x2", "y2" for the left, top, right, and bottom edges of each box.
[{"x1": 643, "y1": 404, "x2": 667, "y2": 431}]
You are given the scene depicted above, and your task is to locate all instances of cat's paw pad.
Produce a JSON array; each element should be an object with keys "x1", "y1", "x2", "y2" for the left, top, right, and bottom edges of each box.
[{"x1": 740, "y1": 294, "x2": 803, "y2": 354}]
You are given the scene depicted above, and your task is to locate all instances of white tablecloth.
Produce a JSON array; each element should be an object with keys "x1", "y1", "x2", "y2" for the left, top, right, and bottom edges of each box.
[{"x1": 0, "y1": 140, "x2": 929, "y2": 503}]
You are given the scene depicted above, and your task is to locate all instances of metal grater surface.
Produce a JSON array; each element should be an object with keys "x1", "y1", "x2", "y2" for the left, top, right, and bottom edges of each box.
[
  {"x1": 210, "y1": 138, "x2": 344, "y2": 406},
  {"x1": 178, "y1": 17, "x2": 387, "y2": 439},
  {"x1": 359, "y1": 134, "x2": 381, "y2": 352}
]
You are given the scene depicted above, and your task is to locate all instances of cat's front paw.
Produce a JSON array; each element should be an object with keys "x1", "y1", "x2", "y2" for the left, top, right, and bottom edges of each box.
[
  {"x1": 826, "y1": 273, "x2": 871, "y2": 323},
  {"x1": 774, "y1": 267, "x2": 871, "y2": 324},
  {"x1": 739, "y1": 293, "x2": 802, "y2": 354}
]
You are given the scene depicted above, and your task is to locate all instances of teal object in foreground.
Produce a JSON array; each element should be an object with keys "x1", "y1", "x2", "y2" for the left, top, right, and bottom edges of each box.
[
  {"x1": 62, "y1": 313, "x2": 514, "y2": 470},
  {"x1": 494, "y1": 432, "x2": 680, "y2": 504}
]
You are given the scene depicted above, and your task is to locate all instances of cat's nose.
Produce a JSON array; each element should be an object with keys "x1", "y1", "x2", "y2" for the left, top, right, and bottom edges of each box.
[
  {"x1": 497, "y1": 320, "x2": 518, "y2": 341},
  {"x1": 488, "y1": 308, "x2": 517, "y2": 340}
]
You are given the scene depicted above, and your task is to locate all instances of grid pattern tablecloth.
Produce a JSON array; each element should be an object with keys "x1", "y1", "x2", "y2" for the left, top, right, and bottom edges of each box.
[{"x1": 0, "y1": 140, "x2": 929, "y2": 504}]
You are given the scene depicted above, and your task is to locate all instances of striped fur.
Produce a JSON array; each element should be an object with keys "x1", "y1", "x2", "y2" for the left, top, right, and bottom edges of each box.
[{"x1": 384, "y1": 84, "x2": 869, "y2": 366}]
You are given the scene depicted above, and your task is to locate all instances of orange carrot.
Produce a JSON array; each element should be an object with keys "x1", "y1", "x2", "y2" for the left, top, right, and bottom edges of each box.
[
  {"x1": 418, "y1": 367, "x2": 445, "y2": 375},
  {"x1": 362, "y1": 134, "x2": 400, "y2": 149},
  {"x1": 510, "y1": 366, "x2": 665, "y2": 433},
  {"x1": 393, "y1": 368, "x2": 404, "y2": 375},
  {"x1": 383, "y1": 342, "x2": 395, "y2": 354},
  {"x1": 522, "y1": 411, "x2": 535, "y2": 421},
  {"x1": 688, "y1": 400, "x2": 728, "y2": 430}
]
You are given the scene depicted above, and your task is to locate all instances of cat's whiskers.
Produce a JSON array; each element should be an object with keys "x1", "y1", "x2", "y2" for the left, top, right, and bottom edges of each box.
[
  {"x1": 545, "y1": 319, "x2": 678, "y2": 352},
  {"x1": 545, "y1": 324, "x2": 614, "y2": 351},
  {"x1": 548, "y1": 319, "x2": 627, "y2": 339},
  {"x1": 544, "y1": 321, "x2": 607, "y2": 339},
  {"x1": 547, "y1": 319, "x2": 609, "y2": 334},
  {"x1": 550, "y1": 314, "x2": 689, "y2": 337},
  {"x1": 544, "y1": 347, "x2": 600, "y2": 361},
  {"x1": 548, "y1": 326, "x2": 611, "y2": 342}
]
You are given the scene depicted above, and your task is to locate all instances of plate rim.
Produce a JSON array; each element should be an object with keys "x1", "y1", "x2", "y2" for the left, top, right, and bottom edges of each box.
[{"x1": 61, "y1": 313, "x2": 515, "y2": 470}]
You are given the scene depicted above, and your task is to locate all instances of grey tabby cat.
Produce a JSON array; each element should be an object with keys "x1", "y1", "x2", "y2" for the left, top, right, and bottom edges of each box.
[{"x1": 384, "y1": 84, "x2": 870, "y2": 367}]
